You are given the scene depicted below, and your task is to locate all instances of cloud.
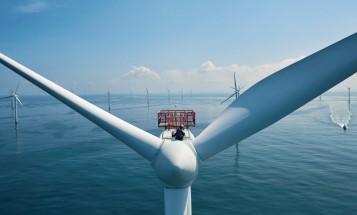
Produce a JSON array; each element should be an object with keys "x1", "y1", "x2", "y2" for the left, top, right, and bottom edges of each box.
[
  {"x1": 198, "y1": 61, "x2": 216, "y2": 73},
  {"x1": 124, "y1": 66, "x2": 161, "y2": 80},
  {"x1": 109, "y1": 56, "x2": 306, "y2": 93},
  {"x1": 16, "y1": 0, "x2": 49, "y2": 14},
  {"x1": 177, "y1": 56, "x2": 305, "y2": 92}
]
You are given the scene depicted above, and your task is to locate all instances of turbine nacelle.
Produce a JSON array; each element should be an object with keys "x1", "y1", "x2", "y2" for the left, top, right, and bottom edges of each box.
[{"x1": 152, "y1": 139, "x2": 199, "y2": 187}]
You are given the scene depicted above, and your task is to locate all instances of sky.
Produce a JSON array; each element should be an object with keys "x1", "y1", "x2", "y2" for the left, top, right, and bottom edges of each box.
[{"x1": 0, "y1": 0, "x2": 357, "y2": 96}]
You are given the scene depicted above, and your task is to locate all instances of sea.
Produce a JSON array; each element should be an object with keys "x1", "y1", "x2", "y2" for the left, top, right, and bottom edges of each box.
[{"x1": 0, "y1": 93, "x2": 356, "y2": 215}]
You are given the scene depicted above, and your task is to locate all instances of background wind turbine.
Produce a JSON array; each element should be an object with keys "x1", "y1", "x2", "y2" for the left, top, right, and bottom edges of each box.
[
  {"x1": 1, "y1": 33, "x2": 357, "y2": 214},
  {"x1": 146, "y1": 87, "x2": 150, "y2": 107},
  {"x1": 221, "y1": 72, "x2": 244, "y2": 104},
  {"x1": 167, "y1": 88, "x2": 171, "y2": 105},
  {"x1": 347, "y1": 86, "x2": 351, "y2": 110},
  {"x1": 181, "y1": 88, "x2": 183, "y2": 103},
  {"x1": 107, "y1": 89, "x2": 111, "y2": 113},
  {"x1": 0, "y1": 82, "x2": 23, "y2": 128}
]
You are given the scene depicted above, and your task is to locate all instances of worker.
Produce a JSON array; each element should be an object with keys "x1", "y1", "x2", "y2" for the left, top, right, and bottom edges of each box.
[{"x1": 173, "y1": 125, "x2": 185, "y2": 140}]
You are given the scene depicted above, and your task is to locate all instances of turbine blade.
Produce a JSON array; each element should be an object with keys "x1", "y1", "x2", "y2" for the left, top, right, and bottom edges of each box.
[
  {"x1": 234, "y1": 72, "x2": 237, "y2": 91},
  {"x1": 220, "y1": 93, "x2": 235, "y2": 104},
  {"x1": 0, "y1": 53, "x2": 162, "y2": 162},
  {"x1": 15, "y1": 81, "x2": 20, "y2": 94},
  {"x1": 239, "y1": 84, "x2": 245, "y2": 91},
  {"x1": 15, "y1": 95, "x2": 23, "y2": 106},
  {"x1": 193, "y1": 33, "x2": 357, "y2": 161},
  {"x1": 234, "y1": 73, "x2": 239, "y2": 99},
  {"x1": 0, "y1": 96, "x2": 12, "y2": 99}
]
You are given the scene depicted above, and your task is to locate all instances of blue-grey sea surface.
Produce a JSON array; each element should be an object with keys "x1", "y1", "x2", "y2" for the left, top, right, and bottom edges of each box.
[{"x1": 0, "y1": 93, "x2": 356, "y2": 214}]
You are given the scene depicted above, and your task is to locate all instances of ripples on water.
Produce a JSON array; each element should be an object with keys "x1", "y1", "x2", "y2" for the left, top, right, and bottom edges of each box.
[{"x1": 0, "y1": 94, "x2": 356, "y2": 214}]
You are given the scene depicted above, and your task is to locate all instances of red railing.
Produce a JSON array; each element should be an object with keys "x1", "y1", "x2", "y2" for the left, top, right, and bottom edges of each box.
[{"x1": 158, "y1": 110, "x2": 196, "y2": 128}]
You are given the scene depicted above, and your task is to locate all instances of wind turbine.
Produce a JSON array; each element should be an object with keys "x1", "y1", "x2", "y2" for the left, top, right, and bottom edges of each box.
[
  {"x1": 1, "y1": 82, "x2": 23, "y2": 128},
  {"x1": 1, "y1": 33, "x2": 357, "y2": 214},
  {"x1": 221, "y1": 72, "x2": 244, "y2": 104},
  {"x1": 347, "y1": 86, "x2": 351, "y2": 110},
  {"x1": 146, "y1": 87, "x2": 150, "y2": 107},
  {"x1": 107, "y1": 89, "x2": 111, "y2": 113},
  {"x1": 167, "y1": 88, "x2": 171, "y2": 105},
  {"x1": 181, "y1": 88, "x2": 183, "y2": 103}
]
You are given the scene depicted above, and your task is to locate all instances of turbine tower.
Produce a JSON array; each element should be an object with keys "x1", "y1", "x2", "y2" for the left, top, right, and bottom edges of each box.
[
  {"x1": 146, "y1": 87, "x2": 149, "y2": 107},
  {"x1": 1, "y1": 33, "x2": 357, "y2": 214},
  {"x1": 181, "y1": 88, "x2": 183, "y2": 103},
  {"x1": 107, "y1": 89, "x2": 111, "y2": 113},
  {"x1": 347, "y1": 87, "x2": 351, "y2": 110},
  {"x1": 167, "y1": 88, "x2": 171, "y2": 105}
]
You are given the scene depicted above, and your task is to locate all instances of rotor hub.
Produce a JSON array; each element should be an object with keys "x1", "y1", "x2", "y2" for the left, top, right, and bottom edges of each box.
[{"x1": 152, "y1": 140, "x2": 199, "y2": 187}]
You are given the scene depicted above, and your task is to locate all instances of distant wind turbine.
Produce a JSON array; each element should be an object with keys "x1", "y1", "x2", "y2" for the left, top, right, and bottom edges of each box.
[
  {"x1": 1, "y1": 82, "x2": 23, "y2": 128},
  {"x1": 167, "y1": 88, "x2": 171, "y2": 105},
  {"x1": 181, "y1": 88, "x2": 183, "y2": 103},
  {"x1": 107, "y1": 89, "x2": 111, "y2": 113},
  {"x1": 221, "y1": 72, "x2": 244, "y2": 104},
  {"x1": 347, "y1": 86, "x2": 351, "y2": 110},
  {"x1": 2, "y1": 33, "x2": 357, "y2": 214},
  {"x1": 146, "y1": 87, "x2": 150, "y2": 107}
]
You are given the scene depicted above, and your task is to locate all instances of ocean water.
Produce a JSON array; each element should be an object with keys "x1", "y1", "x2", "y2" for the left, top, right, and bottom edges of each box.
[{"x1": 0, "y1": 93, "x2": 356, "y2": 215}]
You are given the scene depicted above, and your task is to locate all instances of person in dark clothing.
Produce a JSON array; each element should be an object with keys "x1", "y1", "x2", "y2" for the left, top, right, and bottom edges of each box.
[{"x1": 173, "y1": 125, "x2": 185, "y2": 140}]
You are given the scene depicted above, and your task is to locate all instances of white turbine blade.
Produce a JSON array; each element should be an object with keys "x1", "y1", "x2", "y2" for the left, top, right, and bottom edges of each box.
[
  {"x1": 239, "y1": 84, "x2": 245, "y2": 91},
  {"x1": 14, "y1": 81, "x2": 20, "y2": 94},
  {"x1": 14, "y1": 95, "x2": 23, "y2": 106},
  {"x1": 164, "y1": 187, "x2": 192, "y2": 215},
  {"x1": 0, "y1": 96, "x2": 12, "y2": 99},
  {"x1": 0, "y1": 53, "x2": 161, "y2": 161},
  {"x1": 194, "y1": 33, "x2": 357, "y2": 161},
  {"x1": 220, "y1": 92, "x2": 236, "y2": 104}
]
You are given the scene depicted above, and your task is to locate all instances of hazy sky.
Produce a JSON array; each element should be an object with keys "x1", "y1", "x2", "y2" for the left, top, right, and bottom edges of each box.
[{"x1": 1, "y1": 0, "x2": 356, "y2": 95}]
